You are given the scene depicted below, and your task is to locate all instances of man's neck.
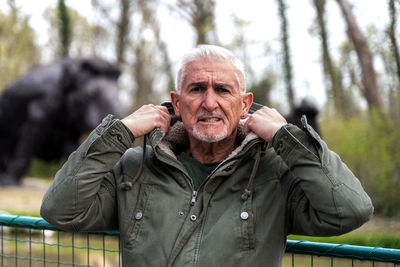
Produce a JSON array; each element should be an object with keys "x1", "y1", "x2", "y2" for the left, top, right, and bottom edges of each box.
[{"x1": 187, "y1": 133, "x2": 238, "y2": 164}]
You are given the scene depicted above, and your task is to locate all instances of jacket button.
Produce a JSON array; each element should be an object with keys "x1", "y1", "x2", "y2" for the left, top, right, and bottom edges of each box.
[
  {"x1": 240, "y1": 211, "x2": 249, "y2": 220},
  {"x1": 190, "y1": 215, "x2": 197, "y2": 222},
  {"x1": 110, "y1": 128, "x2": 117, "y2": 135},
  {"x1": 101, "y1": 117, "x2": 109, "y2": 127},
  {"x1": 178, "y1": 211, "x2": 185, "y2": 216},
  {"x1": 135, "y1": 211, "x2": 143, "y2": 220}
]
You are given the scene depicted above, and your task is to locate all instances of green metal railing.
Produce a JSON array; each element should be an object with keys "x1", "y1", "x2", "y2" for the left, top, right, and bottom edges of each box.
[{"x1": 1, "y1": 214, "x2": 400, "y2": 266}]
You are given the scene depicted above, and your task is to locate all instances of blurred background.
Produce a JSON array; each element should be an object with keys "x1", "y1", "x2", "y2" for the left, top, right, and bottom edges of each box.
[{"x1": 0, "y1": 0, "x2": 400, "y2": 247}]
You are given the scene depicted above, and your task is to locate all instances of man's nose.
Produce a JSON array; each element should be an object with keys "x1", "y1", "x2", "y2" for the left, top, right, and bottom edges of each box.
[{"x1": 202, "y1": 88, "x2": 218, "y2": 110}]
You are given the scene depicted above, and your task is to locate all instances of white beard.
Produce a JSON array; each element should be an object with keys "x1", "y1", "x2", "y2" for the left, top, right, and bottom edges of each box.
[{"x1": 192, "y1": 125, "x2": 228, "y2": 143}]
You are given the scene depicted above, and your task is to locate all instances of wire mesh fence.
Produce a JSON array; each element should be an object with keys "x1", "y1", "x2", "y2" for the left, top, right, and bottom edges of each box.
[
  {"x1": 1, "y1": 214, "x2": 400, "y2": 267},
  {"x1": 0, "y1": 215, "x2": 120, "y2": 267}
]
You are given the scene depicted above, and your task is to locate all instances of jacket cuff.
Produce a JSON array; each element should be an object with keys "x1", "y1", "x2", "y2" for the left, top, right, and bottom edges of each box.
[
  {"x1": 272, "y1": 124, "x2": 299, "y2": 158},
  {"x1": 272, "y1": 122, "x2": 319, "y2": 160},
  {"x1": 96, "y1": 115, "x2": 135, "y2": 148}
]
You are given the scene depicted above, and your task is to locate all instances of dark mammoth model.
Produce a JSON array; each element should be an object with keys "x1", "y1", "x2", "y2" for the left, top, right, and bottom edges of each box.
[
  {"x1": 286, "y1": 101, "x2": 320, "y2": 135},
  {"x1": 0, "y1": 57, "x2": 124, "y2": 186}
]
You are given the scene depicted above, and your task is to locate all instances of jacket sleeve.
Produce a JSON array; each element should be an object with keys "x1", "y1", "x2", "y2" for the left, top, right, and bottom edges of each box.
[
  {"x1": 273, "y1": 118, "x2": 374, "y2": 236},
  {"x1": 40, "y1": 115, "x2": 134, "y2": 232}
]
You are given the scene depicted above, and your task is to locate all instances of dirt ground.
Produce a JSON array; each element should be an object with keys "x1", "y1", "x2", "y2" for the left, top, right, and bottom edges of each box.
[
  {"x1": 0, "y1": 177, "x2": 51, "y2": 215},
  {"x1": 1, "y1": 177, "x2": 400, "y2": 234}
]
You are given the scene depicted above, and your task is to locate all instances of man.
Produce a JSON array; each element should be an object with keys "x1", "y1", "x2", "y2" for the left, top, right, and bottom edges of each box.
[{"x1": 41, "y1": 45, "x2": 373, "y2": 267}]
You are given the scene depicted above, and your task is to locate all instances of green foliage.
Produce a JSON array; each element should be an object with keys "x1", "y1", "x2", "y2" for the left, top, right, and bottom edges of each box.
[
  {"x1": 4, "y1": 209, "x2": 40, "y2": 217},
  {"x1": 26, "y1": 158, "x2": 66, "y2": 179},
  {"x1": 0, "y1": 1, "x2": 40, "y2": 93},
  {"x1": 321, "y1": 111, "x2": 400, "y2": 216}
]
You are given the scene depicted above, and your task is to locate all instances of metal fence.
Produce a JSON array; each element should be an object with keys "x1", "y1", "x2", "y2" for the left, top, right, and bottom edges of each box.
[{"x1": 1, "y1": 214, "x2": 400, "y2": 267}]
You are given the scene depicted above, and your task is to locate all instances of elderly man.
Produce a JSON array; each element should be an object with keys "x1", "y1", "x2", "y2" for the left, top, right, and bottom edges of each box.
[{"x1": 41, "y1": 45, "x2": 373, "y2": 267}]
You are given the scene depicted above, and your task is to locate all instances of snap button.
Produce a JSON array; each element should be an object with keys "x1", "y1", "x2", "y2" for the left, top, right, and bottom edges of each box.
[
  {"x1": 190, "y1": 215, "x2": 197, "y2": 222},
  {"x1": 240, "y1": 211, "x2": 249, "y2": 220},
  {"x1": 135, "y1": 211, "x2": 143, "y2": 220},
  {"x1": 110, "y1": 128, "x2": 117, "y2": 135},
  {"x1": 117, "y1": 135, "x2": 122, "y2": 141},
  {"x1": 178, "y1": 211, "x2": 185, "y2": 216},
  {"x1": 101, "y1": 118, "x2": 109, "y2": 127},
  {"x1": 241, "y1": 192, "x2": 249, "y2": 201}
]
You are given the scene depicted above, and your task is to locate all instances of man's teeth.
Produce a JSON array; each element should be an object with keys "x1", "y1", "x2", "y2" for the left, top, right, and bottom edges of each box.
[{"x1": 203, "y1": 118, "x2": 220, "y2": 122}]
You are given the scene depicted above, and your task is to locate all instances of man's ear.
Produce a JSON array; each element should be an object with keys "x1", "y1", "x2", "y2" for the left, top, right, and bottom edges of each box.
[
  {"x1": 241, "y1": 92, "x2": 253, "y2": 118},
  {"x1": 170, "y1": 91, "x2": 181, "y2": 117}
]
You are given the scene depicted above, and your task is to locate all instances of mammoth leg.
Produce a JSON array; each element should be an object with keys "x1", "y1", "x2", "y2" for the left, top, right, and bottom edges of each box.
[
  {"x1": 0, "y1": 120, "x2": 45, "y2": 186},
  {"x1": 0, "y1": 101, "x2": 50, "y2": 186}
]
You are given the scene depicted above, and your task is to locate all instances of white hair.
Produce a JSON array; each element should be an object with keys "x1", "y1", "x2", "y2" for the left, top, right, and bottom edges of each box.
[{"x1": 175, "y1": 45, "x2": 246, "y2": 94}]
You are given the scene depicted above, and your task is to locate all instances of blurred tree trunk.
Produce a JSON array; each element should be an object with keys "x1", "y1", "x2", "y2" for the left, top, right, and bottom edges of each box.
[
  {"x1": 313, "y1": 0, "x2": 353, "y2": 116},
  {"x1": 387, "y1": 0, "x2": 400, "y2": 120},
  {"x1": 57, "y1": 0, "x2": 71, "y2": 57},
  {"x1": 138, "y1": 0, "x2": 175, "y2": 92},
  {"x1": 132, "y1": 40, "x2": 156, "y2": 110},
  {"x1": 336, "y1": 0, "x2": 383, "y2": 110},
  {"x1": 389, "y1": 0, "x2": 400, "y2": 82},
  {"x1": 116, "y1": 0, "x2": 132, "y2": 64},
  {"x1": 276, "y1": 0, "x2": 295, "y2": 113},
  {"x1": 175, "y1": 0, "x2": 218, "y2": 45}
]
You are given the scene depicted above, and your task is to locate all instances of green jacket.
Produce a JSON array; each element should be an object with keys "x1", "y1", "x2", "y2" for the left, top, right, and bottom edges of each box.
[{"x1": 41, "y1": 107, "x2": 373, "y2": 267}]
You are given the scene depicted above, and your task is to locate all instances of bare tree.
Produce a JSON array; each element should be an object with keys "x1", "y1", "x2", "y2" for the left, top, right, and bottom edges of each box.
[
  {"x1": 57, "y1": 0, "x2": 71, "y2": 57},
  {"x1": 173, "y1": 0, "x2": 218, "y2": 45},
  {"x1": 313, "y1": 0, "x2": 354, "y2": 116},
  {"x1": 276, "y1": 0, "x2": 295, "y2": 112},
  {"x1": 336, "y1": 0, "x2": 383, "y2": 110},
  {"x1": 116, "y1": 0, "x2": 133, "y2": 64},
  {"x1": 388, "y1": 0, "x2": 400, "y2": 83}
]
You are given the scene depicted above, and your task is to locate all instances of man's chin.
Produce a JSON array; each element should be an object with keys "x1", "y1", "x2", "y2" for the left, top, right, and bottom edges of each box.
[{"x1": 192, "y1": 129, "x2": 228, "y2": 143}]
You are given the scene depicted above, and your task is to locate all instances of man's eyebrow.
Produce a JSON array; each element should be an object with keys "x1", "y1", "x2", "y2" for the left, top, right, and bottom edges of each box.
[
  {"x1": 187, "y1": 82, "x2": 208, "y2": 88},
  {"x1": 186, "y1": 82, "x2": 234, "y2": 89},
  {"x1": 214, "y1": 83, "x2": 234, "y2": 89}
]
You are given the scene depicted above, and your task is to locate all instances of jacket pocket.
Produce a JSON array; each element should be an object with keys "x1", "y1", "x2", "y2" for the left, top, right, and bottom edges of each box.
[{"x1": 124, "y1": 183, "x2": 152, "y2": 248}]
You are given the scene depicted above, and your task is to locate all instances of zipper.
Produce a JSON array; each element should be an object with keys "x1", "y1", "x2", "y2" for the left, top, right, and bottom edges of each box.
[{"x1": 190, "y1": 190, "x2": 198, "y2": 206}]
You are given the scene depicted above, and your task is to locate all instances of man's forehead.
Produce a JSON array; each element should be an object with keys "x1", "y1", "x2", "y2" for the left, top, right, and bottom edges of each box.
[{"x1": 183, "y1": 60, "x2": 239, "y2": 84}]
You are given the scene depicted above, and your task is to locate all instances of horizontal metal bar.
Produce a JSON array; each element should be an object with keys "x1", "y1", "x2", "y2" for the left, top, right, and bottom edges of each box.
[
  {"x1": 286, "y1": 240, "x2": 400, "y2": 263},
  {"x1": 0, "y1": 214, "x2": 57, "y2": 231},
  {"x1": 0, "y1": 214, "x2": 119, "y2": 236}
]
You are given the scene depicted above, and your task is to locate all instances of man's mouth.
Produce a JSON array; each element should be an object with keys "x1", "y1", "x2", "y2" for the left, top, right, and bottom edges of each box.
[{"x1": 199, "y1": 117, "x2": 222, "y2": 122}]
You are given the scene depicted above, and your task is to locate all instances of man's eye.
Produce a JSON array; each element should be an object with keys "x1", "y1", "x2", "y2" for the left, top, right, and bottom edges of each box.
[
  {"x1": 190, "y1": 87, "x2": 202, "y2": 92},
  {"x1": 216, "y1": 87, "x2": 230, "y2": 93}
]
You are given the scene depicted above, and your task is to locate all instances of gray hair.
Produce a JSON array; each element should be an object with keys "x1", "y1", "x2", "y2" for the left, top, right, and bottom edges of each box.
[{"x1": 175, "y1": 45, "x2": 246, "y2": 94}]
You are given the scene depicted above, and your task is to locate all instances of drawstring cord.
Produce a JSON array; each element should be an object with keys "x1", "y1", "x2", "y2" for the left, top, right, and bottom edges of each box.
[
  {"x1": 119, "y1": 135, "x2": 147, "y2": 191},
  {"x1": 241, "y1": 143, "x2": 262, "y2": 201}
]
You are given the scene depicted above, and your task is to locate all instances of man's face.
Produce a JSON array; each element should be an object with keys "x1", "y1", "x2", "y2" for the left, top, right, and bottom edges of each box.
[{"x1": 171, "y1": 59, "x2": 253, "y2": 143}]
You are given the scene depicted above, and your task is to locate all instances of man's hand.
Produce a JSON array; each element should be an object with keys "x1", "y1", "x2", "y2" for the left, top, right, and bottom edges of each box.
[
  {"x1": 244, "y1": 106, "x2": 287, "y2": 142},
  {"x1": 121, "y1": 104, "x2": 171, "y2": 138}
]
